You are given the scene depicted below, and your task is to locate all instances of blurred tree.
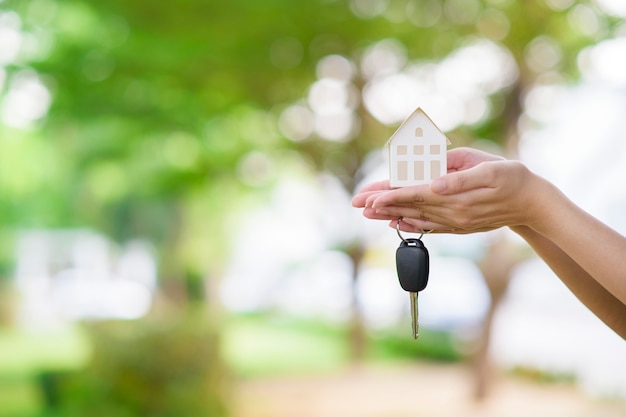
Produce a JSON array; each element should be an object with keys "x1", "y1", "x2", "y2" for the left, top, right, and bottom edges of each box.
[
  {"x1": 0, "y1": 0, "x2": 622, "y2": 398},
  {"x1": 267, "y1": 0, "x2": 620, "y2": 376},
  {"x1": 1, "y1": 0, "x2": 411, "y2": 295}
]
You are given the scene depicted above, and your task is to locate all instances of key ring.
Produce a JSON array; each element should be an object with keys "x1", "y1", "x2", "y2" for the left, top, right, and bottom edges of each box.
[{"x1": 396, "y1": 217, "x2": 424, "y2": 242}]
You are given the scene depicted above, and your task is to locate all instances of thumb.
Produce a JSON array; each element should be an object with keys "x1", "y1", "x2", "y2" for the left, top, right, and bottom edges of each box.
[
  {"x1": 431, "y1": 162, "x2": 498, "y2": 194},
  {"x1": 432, "y1": 160, "x2": 504, "y2": 195},
  {"x1": 431, "y1": 171, "x2": 475, "y2": 195}
]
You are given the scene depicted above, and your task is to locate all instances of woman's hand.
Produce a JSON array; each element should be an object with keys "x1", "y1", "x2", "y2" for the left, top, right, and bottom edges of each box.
[{"x1": 352, "y1": 147, "x2": 548, "y2": 234}]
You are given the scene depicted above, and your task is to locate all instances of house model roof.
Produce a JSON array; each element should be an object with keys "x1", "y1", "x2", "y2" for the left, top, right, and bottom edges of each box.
[{"x1": 385, "y1": 107, "x2": 451, "y2": 147}]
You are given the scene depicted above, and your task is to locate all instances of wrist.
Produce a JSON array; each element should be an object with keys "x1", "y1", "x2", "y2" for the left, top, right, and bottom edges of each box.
[{"x1": 521, "y1": 174, "x2": 571, "y2": 235}]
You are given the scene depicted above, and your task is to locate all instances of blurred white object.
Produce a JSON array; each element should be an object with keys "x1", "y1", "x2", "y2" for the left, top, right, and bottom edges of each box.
[{"x1": 14, "y1": 229, "x2": 156, "y2": 328}]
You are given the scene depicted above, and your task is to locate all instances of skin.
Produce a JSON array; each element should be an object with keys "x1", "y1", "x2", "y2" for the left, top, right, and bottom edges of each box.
[{"x1": 352, "y1": 147, "x2": 626, "y2": 339}]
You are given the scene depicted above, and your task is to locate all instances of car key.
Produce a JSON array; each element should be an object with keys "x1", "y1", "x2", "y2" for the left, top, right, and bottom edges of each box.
[{"x1": 396, "y1": 220, "x2": 429, "y2": 339}]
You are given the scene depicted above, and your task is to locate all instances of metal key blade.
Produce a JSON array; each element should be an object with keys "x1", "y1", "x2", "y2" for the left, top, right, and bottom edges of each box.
[{"x1": 410, "y1": 291, "x2": 419, "y2": 339}]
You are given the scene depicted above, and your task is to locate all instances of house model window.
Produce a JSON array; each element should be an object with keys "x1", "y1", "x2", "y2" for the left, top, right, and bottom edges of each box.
[{"x1": 386, "y1": 107, "x2": 451, "y2": 187}]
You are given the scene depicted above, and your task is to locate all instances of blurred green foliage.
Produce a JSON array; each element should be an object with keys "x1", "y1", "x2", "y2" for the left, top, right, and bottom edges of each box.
[
  {"x1": 0, "y1": 325, "x2": 89, "y2": 417},
  {"x1": 0, "y1": 313, "x2": 462, "y2": 416},
  {"x1": 1, "y1": 0, "x2": 616, "y2": 282},
  {"x1": 223, "y1": 314, "x2": 351, "y2": 377},
  {"x1": 222, "y1": 313, "x2": 461, "y2": 378},
  {"x1": 0, "y1": 0, "x2": 623, "y2": 414},
  {"x1": 0, "y1": 327, "x2": 88, "y2": 378},
  {"x1": 53, "y1": 313, "x2": 228, "y2": 417}
]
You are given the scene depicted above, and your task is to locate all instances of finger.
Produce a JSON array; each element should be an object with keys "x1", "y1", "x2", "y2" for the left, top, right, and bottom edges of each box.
[
  {"x1": 446, "y1": 147, "x2": 505, "y2": 173},
  {"x1": 387, "y1": 218, "x2": 428, "y2": 235},
  {"x1": 430, "y1": 163, "x2": 496, "y2": 195},
  {"x1": 374, "y1": 205, "x2": 433, "y2": 221},
  {"x1": 446, "y1": 147, "x2": 472, "y2": 172},
  {"x1": 352, "y1": 189, "x2": 387, "y2": 208},
  {"x1": 352, "y1": 180, "x2": 393, "y2": 207},
  {"x1": 389, "y1": 218, "x2": 460, "y2": 234},
  {"x1": 370, "y1": 184, "x2": 431, "y2": 208},
  {"x1": 353, "y1": 190, "x2": 390, "y2": 208},
  {"x1": 394, "y1": 217, "x2": 443, "y2": 233},
  {"x1": 362, "y1": 207, "x2": 399, "y2": 221},
  {"x1": 355, "y1": 179, "x2": 391, "y2": 194},
  {"x1": 400, "y1": 217, "x2": 498, "y2": 235}
]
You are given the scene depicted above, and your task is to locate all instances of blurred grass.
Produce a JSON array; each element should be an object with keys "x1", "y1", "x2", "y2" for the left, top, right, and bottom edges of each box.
[
  {"x1": 222, "y1": 314, "x2": 351, "y2": 377},
  {"x1": 0, "y1": 314, "x2": 460, "y2": 416},
  {"x1": 0, "y1": 327, "x2": 90, "y2": 377},
  {"x1": 0, "y1": 326, "x2": 89, "y2": 417},
  {"x1": 368, "y1": 328, "x2": 461, "y2": 363},
  {"x1": 0, "y1": 379, "x2": 40, "y2": 417},
  {"x1": 222, "y1": 313, "x2": 461, "y2": 377}
]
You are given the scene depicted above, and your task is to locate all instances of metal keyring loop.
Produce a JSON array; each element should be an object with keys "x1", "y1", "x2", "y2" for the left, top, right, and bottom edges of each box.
[{"x1": 396, "y1": 217, "x2": 423, "y2": 242}]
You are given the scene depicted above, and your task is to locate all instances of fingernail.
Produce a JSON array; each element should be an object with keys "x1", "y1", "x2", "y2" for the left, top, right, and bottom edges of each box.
[{"x1": 376, "y1": 209, "x2": 390, "y2": 215}]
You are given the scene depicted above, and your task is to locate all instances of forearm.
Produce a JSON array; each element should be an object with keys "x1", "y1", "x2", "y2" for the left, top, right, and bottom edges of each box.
[
  {"x1": 525, "y1": 181, "x2": 626, "y2": 307},
  {"x1": 511, "y1": 225, "x2": 626, "y2": 339}
]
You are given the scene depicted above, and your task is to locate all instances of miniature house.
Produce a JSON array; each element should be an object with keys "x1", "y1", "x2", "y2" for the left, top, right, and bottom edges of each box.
[{"x1": 386, "y1": 108, "x2": 451, "y2": 187}]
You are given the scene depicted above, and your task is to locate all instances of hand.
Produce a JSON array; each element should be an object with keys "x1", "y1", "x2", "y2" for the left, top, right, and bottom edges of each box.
[
  {"x1": 352, "y1": 147, "x2": 501, "y2": 208},
  {"x1": 352, "y1": 148, "x2": 545, "y2": 234}
]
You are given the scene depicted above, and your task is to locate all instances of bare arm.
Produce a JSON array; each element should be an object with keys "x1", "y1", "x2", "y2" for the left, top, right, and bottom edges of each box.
[
  {"x1": 525, "y1": 182, "x2": 626, "y2": 311},
  {"x1": 353, "y1": 147, "x2": 626, "y2": 338},
  {"x1": 511, "y1": 225, "x2": 626, "y2": 339}
]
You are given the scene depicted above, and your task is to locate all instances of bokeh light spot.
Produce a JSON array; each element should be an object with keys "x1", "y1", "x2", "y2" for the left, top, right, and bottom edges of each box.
[
  {"x1": 594, "y1": 0, "x2": 626, "y2": 18},
  {"x1": 360, "y1": 38, "x2": 407, "y2": 80},
  {"x1": 316, "y1": 54, "x2": 355, "y2": 82},
  {"x1": 349, "y1": 0, "x2": 388, "y2": 19},
  {"x1": 476, "y1": 9, "x2": 510, "y2": 41},
  {"x1": 0, "y1": 11, "x2": 22, "y2": 65},
  {"x1": 578, "y1": 37, "x2": 626, "y2": 85},
  {"x1": 524, "y1": 36, "x2": 562, "y2": 73},
  {"x1": 279, "y1": 104, "x2": 315, "y2": 142},
  {"x1": 407, "y1": 0, "x2": 442, "y2": 27},
  {"x1": 0, "y1": 70, "x2": 52, "y2": 128},
  {"x1": 236, "y1": 151, "x2": 275, "y2": 187}
]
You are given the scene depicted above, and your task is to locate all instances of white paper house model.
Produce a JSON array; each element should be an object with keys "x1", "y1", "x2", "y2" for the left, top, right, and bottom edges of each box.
[{"x1": 386, "y1": 108, "x2": 451, "y2": 187}]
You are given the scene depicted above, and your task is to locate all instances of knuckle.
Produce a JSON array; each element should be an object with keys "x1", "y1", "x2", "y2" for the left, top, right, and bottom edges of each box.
[
  {"x1": 481, "y1": 163, "x2": 500, "y2": 183},
  {"x1": 453, "y1": 198, "x2": 472, "y2": 214},
  {"x1": 452, "y1": 174, "x2": 466, "y2": 192},
  {"x1": 410, "y1": 194, "x2": 426, "y2": 208},
  {"x1": 456, "y1": 216, "x2": 474, "y2": 229}
]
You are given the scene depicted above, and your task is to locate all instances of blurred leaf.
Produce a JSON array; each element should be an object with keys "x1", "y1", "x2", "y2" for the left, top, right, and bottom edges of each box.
[{"x1": 0, "y1": 0, "x2": 619, "y2": 292}]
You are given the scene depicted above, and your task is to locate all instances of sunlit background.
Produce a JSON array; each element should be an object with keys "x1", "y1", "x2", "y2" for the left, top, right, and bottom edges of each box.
[{"x1": 1, "y1": 0, "x2": 626, "y2": 416}]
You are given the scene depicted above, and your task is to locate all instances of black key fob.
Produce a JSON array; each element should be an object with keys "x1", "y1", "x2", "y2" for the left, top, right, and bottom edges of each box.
[{"x1": 396, "y1": 238, "x2": 429, "y2": 292}]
